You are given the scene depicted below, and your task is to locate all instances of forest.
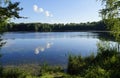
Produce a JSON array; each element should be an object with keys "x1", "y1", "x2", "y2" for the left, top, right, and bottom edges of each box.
[{"x1": 5, "y1": 21, "x2": 107, "y2": 32}]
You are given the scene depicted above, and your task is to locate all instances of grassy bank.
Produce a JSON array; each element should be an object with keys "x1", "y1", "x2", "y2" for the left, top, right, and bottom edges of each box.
[{"x1": 0, "y1": 64, "x2": 79, "y2": 78}]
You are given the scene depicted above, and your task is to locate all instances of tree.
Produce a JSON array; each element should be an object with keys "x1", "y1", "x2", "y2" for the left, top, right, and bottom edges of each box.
[
  {"x1": 0, "y1": 0, "x2": 23, "y2": 32},
  {"x1": 0, "y1": 0, "x2": 22, "y2": 77},
  {"x1": 0, "y1": 0, "x2": 22, "y2": 59},
  {"x1": 99, "y1": 0, "x2": 120, "y2": 41},
  {"x1": 99, "y1": 0, "x2": 120, "y2": 52}
]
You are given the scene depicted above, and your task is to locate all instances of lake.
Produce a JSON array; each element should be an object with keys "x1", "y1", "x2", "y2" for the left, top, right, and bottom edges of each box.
[{"x1": 0, "y1": 32, "x2": 111, "y2": 66}]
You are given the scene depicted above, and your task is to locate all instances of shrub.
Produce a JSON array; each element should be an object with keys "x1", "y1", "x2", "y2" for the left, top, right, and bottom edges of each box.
[
  {"x1": 67, "y1": 55, "x2": 86, "y2": 75},
  {"x1": 2, "y1": 68, "x2": 27, "y2": 78},
  {"x1": 84, "y1": 66, "x2": 110, "y2": 78},
  {"x1": 67, "y1": 41, "x2": 120, "y2": 77}
]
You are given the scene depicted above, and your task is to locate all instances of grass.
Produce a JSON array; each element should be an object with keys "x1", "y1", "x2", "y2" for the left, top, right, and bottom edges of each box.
[{"x1": 0, "y1": 64, "x2": 75, "y2": 78}]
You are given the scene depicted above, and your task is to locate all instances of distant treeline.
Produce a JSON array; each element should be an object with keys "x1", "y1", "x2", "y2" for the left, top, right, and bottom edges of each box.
[{"x1": 5, "y1": 21, "x2": 107, "y2": 32}]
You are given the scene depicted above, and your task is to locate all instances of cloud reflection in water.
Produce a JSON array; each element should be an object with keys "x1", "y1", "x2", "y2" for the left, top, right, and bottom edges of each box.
[
  {"x1": 35, "y1": 42, "x2": 53, "y2": 55},
  {"x1": 46, "y1": 42, "x2": 53, "y2": 49}
]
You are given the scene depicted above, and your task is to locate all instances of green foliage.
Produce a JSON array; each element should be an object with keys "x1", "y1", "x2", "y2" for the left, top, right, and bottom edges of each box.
[
  {"x1": 38, "y1": 64, "x2": 63, "y2": 76},
  {"x1": 67, "y1": 54, "x2": 96, "y2": 76},
  {"x1": 85, "y1": 66, "x2": 110, "y2": 78},
  {"x1": 99, "y1": 0, "x2": 120, "y2": 41},
  {"x1": 0, "y1": 0, "x2": 23, "y2": 32},
  {"x1": 1, "y1": 68, "x2": 27, "y2": 78},
  {"x1": 67, "y1": 41, "x2": 120, "y2": 78},
  {"x1": 5, "y1": 21, "x2": 107, "y2": 32},
  {"x1": 67, "y1": 55, "x2": 86, "y2": 75},
  {"x1": 0, "y1": 65, "x2": 75, "y2": 78},
  {"x1": 0, "y1": 0, "x2": 22, "y2": 77},
  {"x1": 0, "y1": 66, "x2": 3, "y2": 77}
]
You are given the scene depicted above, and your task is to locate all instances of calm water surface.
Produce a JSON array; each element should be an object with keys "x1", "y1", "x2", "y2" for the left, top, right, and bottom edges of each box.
[{"x1": 0, "y1": 32, "x2": 103, "y2": 66}]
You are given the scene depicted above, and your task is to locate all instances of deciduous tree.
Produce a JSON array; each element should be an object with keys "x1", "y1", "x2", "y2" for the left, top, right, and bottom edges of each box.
[
  {"x1": 99, "y1": 0, "x2": 120, "y2": 40},
  {"x1": 0, "y1": 0, "x2": 23, "y2": 32}
]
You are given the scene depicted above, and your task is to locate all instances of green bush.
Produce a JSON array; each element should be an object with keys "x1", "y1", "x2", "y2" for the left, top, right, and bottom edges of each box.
[
  {"x1": 2, "y1": 68, "x2": 28, "y2": 78},
  {"x1": 67, "y1": 55, "x2": 86, "y2": 75},
  {"x1": 67, "y1": 41, "x2": 120, "y2": 78},
  {"x1": 0, "y1": 66, "x2": 3, "y2": 77},
  {"x1": 85, "y1": 66, "x2": 110, "y2": 78},
  {"x1": 67, "y1": 53, "x2": 95, "y2": 76}
]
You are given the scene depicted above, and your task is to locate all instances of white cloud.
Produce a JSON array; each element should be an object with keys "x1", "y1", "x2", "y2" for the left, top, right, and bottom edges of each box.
[
  {"x1": 33, "y1": 4, "x2": 53, "y2": 17},
  {"x1": 45, "y1": 11, "x2": 53, "y2": 17},
  {"x1": 33, "y1": 5, "x2": 39, "y2": 12},
  {"x1": 39, "y1": 8, "x2": 44, "y2": 12},
  {"x1": 45, "y1": 11, "x2": 50, "y2": 17},
  {"x1": 33, "y1": 5, "x2": 44, "y2": 13}
]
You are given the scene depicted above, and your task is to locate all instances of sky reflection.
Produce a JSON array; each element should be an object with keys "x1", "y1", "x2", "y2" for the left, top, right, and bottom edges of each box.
[
  {"x1": 35, "y1": 42, "x2": 53, "y2": 55},
  {"x1": 0, "y1": 32, "x2": 106, "y2": 66}
]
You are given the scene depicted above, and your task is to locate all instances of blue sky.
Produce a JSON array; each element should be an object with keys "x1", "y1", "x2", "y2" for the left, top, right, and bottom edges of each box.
[{"x1": 11, "y1": 0, "x2": 102, "y2": 24}]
